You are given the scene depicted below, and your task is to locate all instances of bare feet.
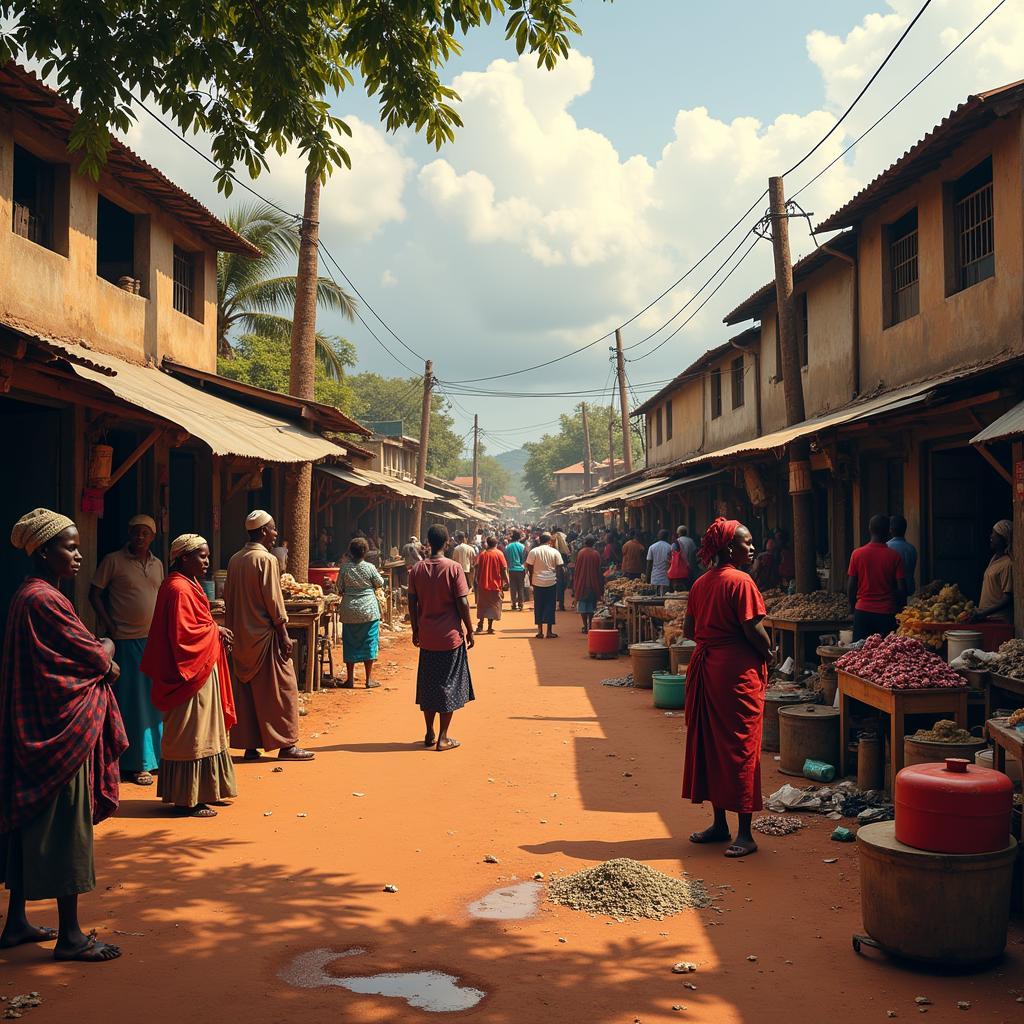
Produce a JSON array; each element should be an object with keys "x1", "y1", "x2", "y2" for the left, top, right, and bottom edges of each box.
[{"x1": 0, "y1": 924, "x2": 57, "y2": 949}]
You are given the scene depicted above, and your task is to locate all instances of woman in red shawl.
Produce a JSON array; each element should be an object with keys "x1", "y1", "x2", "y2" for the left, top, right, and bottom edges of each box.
[
  {"x1": 682, "y1": 518, "x2": 770, "y2": 858},
  {"x1": 1, "y1": 508, "x2": 127, "y2": 963},
  {"x1": 571, "y1": 535, "x2": 604, "y2": 633},
  {"x1": 141, "y1": 534, "x2": 237, "y2": 818}
]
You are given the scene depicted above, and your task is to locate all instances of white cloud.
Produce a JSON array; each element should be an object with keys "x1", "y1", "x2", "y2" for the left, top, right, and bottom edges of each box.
[{"x1": 380, "y1": 269, "x2": 398, "y2": 287}]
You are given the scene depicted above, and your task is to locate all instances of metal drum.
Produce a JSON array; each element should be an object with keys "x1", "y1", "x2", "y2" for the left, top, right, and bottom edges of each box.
[
  {"x1": 762, "y1": 690, "x2": 818, "y2": 752},
  {"x1": 778, "y1": 703, "x2": 839, "y2": 776}
]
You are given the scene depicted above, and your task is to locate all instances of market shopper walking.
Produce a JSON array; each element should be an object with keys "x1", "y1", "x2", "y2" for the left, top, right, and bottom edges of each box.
[
  {"x1": 668, "y1": 526, "x2": 697, "y2": 592},
  {"x1": 226, "y1": 510, "x2": 314, "y2": 762},
  {"x1": 408, "y1": 524, "x2": 476, "y2": 752},
  {"x1": 682, "y1": 518, "x2": 770, "y2": 859},
  {"x1": 141, "y1": 535, "x2": 238, "y2": 818},
  {"x1": 526, "y1": 532, "x2": 565, "y2": 639},
  {"x1": 1, "y1": 509, "x2": 128, "y2": 963},
  {"x1": 571, "y1": 535, "x2": 603, "y2": 633},
  {"x1": 505, "y1": 530, "x2": 527, "y2": 610},
  {"x1": 338, "y1": 537, "x2": 385, "y2": 688},
  {"x1": 646, "y1": 529, "x2": 673, "y2": 594},
  {"x1": 89, "y1": 514, "x2": 164, "y2": 786},
  {"x1": 474, "y1": 536, "x2": 508, "y2": 634},
  {"x1": 848, "y1": 515, "x2": 906, "y2": 641},
  {"x1": 620, "y1": 531, "x2": 646, "y2": 580}
]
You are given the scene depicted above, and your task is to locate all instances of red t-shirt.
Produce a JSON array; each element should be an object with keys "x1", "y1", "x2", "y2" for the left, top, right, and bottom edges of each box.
[
  {"x1": 475, "y1": 547, "x2": 507, "y2": 593},
  {"x1": 408, "y1": 557, "x2": 470, "y2": 651},
  {"x1": 848, "y1": 542, "x2": 905, "y2": 614}
]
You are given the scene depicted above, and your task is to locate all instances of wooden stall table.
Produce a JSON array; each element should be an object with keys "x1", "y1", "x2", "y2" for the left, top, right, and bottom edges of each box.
[
  {"x1": 764, "y1": 616, "x2": 851, "y2": 674},
  {"x1": 381, "y1": 558, "x2": 404, "y2": 627},
  {"x1": 611, "y1": 602, "x2": 629, "y2": 652},
  {"x1": 984, "y1": 717, "x2": 1024, "y2": 778},
  {"x1": 285, "y1": 598, "x2": 325, "y2": 693},
  {"x1": 987, "y1": 673, "x2": 1024, "y2": 720},
  {"x1": 624, "y1": 595, "x2": 667, "y2": 645},
  {"x1": 837, "y1": 669, "x2": 969, "y2": 778}
]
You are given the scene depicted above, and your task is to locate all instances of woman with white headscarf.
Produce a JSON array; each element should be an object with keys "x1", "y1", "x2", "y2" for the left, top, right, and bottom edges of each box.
[
  {"x1": 141, "y1": 535, "x2": 238, "y2": 817},
  {"x1": 973, "y1": 519, "x2": 1014, "y2": 623}
]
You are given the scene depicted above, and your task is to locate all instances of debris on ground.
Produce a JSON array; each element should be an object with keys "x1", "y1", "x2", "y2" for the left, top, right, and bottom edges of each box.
[
  {"x1": 548, "y1": 859, "x2": 710, "y2": 920},
  {"x1": 766, "y1": 781, "x2": 893, "y2": 820},
  {"x1": 752, "y1": 815, "x2": 804, "y2": 836},
  {"x1": 671, "y1": 962, "x2": 698, "y2": 974},
  {"x1": 601, "y1": 674, "x2": 634, "y2": 687},
  {"x1": 483, "y1": 854, "x2": 500, "y2": 864},
  {"x1": 382, "y1": 884, "x2": 398, "y2": 893}
]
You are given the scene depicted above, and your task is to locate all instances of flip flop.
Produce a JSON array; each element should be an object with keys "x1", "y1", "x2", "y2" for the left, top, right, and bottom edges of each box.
[
  {"x1": 689, "y1": 827, "x2": 732, "y2": 845},
  {"x1": 185, "y1": 805, "x2": 217, "y2": 818},
  {"x1": 436, "y1": 738, "x2": 461, "y2": 752},
  {"x1": 724, "y1": 842, "x2": 758, "y2": 858},
  {"x1": 0, "y1": 925, "x2": 57, "y2": 948},
  {"x1": 365, "y1": 680, "x2": 380, "y2": 688},
  {"x1": 54, "y1": 936, "x2": 122, "y2": 963},
  {"x1": 487, "y1": 628, "x2": 496, "y2": 635},
  {"x1": 129, "y1": 771, "x2": 156, "y2": 786}
]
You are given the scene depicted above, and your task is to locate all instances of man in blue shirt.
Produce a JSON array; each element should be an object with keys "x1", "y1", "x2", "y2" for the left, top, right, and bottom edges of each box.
[
  {"x1": 887, "y1": 514, "x2": 917, "y2": 597},
  {"x1": 505, "y1": 529, "x2": 527, "y2": 611},
  {"x1": 646, "y1": 529, "x2": 673, "y2": 595}
]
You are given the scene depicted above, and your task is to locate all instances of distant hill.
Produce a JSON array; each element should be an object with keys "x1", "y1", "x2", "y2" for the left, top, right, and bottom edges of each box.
[{"x1": 492, "y1": 448, "x2": 533, "y2": 505}]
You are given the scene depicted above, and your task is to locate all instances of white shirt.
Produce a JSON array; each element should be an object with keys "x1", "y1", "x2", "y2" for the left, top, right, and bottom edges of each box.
[
  {"x1": 453, "y1": 543, "x2": 477, "y2": 574},
  {"x1": 647, "y1": 540, "x2": 673, "y2": 586},
  {"x1": 526, "y1": 544, "x2": 564, "y2": 587}
]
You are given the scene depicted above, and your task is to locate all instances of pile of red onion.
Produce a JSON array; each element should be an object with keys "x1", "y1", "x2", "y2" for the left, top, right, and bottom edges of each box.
[{"x1": 835, "y1": 633, "x2": 966, "y2": 689}]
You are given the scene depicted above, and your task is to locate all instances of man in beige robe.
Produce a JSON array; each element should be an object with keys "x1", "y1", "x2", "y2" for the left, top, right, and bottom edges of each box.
[{"x1": 225, "y1": 510, "x2": 314, "y2": 761}]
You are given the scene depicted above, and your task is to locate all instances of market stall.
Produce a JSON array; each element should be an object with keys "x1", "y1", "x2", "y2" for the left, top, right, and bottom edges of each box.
[{"x1": 762, "y1": 591, "x2": 851, "y2": 673}]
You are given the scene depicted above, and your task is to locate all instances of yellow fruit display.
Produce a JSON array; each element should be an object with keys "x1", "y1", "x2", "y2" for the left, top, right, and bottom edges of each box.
[{"x1": 896, "y1": 581, "x2": 974, "y2": 644}]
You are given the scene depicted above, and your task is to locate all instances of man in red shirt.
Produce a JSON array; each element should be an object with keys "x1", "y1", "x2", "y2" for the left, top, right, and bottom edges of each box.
[{"x1": 847, "y1": 514, "x2": 906, "y2": 641}]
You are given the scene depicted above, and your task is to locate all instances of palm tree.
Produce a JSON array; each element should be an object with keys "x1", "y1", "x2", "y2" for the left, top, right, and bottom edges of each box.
[{"x1": 217, "y1": 202, "x2": 357, "y2": 379}]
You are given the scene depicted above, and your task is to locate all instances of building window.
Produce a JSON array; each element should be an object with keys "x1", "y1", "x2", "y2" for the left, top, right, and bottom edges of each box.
[
  {"x1": 655, "y1": 406, "x2": 663, "y2": 446},
  {"x1": 731, "y1": 356, "x2": 745, "y2": 409},
  {"x1": 665, "y1": 400, "x2": 673, "y2": 440},
  {"x1": 950, "y1": 157, "x2": 994, "y2": 293},
  {"x1": 96, "y1": 195, "x2": 139, "y2": 288},
  {"x1": 710, "y1": 367, "x2": 723, "y2": 419},
  {"x1": 12, "y1": 145, "x2": 69, "y2": 254},
  {"x1": 887, "y1": 208, "x2": 919, "y2": 325},
  {"x1": 173, "y1": 246, "x2": 197, "y2": 317},
  {"x1": 798, "y1": 292, "x2": 809, "y2": 367}
]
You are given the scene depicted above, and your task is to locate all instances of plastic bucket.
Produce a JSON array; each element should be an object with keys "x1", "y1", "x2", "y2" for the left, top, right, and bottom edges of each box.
[
  {"x1": 588, "y1": 629, "x2": 619, "y2": 659},
  {"x1": 652, "y1": 671, "x2": 686, "y2": 709},
  {"x1": 944, "y1": 630, "x2": 982, "y2": 663},
  {"x1": 201, "y1": 579, "x2": 216, "y2": 602}
]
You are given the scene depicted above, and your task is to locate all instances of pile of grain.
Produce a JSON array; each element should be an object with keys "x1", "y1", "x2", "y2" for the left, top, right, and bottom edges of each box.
[
  {"x1": 994, "y1": 639, "x2": 1024, "y2": 680},
  {"x1": 752, "y1": 815, "x2": 804, "y2": 836},
  {"x1": 547, "y1": 858, "x2": 709, "y2": 920},
  {"x1": 912, "y1": 720, "x2": 973, "y2": 743}
]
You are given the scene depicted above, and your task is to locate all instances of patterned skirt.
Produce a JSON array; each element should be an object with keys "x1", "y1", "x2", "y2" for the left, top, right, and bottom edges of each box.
[{"x1": 415, "y1": 643, "x2": 475, "y2": 713}]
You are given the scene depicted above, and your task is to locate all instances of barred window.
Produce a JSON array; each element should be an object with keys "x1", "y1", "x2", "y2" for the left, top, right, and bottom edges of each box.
[
  {"x1": 173, "y1": 247, "x2": 195, "y2": 317},
  {"x1": 952, "y1": 158, "x2": 994, "y2": 292},
  {"x1": 731, "y1": 355, "x2": 744, "y2": 409},
  {"x1": 710, "y1": 367, "x2": 723, "y2": 419},
  {"x1": 888, "y1": 209, "x2": 919, "y2": 325}
]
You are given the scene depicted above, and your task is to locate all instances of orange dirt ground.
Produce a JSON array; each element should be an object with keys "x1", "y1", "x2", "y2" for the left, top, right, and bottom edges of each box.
[{"x1": 2, "y1": 607, "x2": 1022, "y2": 1024}]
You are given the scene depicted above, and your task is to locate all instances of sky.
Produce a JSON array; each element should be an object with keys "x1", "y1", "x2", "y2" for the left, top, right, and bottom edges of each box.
[{"x1": 119, "y1": 0, "x2": 1024, "y2": 454}]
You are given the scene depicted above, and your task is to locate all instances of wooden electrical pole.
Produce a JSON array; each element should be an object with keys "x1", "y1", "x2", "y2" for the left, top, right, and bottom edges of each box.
[
  {"x1": 284, "y1": 170, "x2": 321, "y2": 582},
  {"x1": 581, "y1": 402, "x2": 593, "y2": 493},
  {"x1": 472, "y1": 414, "x2": 480, "y2": 507},
  {"x1": 413, "y1": 358, "x2": 433, "y2": 538},
  {"x1": 769, "y1": 174, "x2": 815, "y2": 594},
  {"x1": 615, "y1": 328, "x2": 633, "y2": 475},
  {"x1": 607, "y1": 411, "x2": 616, "y2": 480}
]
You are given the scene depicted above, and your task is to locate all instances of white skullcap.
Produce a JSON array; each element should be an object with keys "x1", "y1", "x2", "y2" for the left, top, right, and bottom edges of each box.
[
  {"x1": 246, "y1": 509, "x2": 272, "y2": 531},
  {"x1": 128, "y1": 514, "x2": 157, "y2": 534}
]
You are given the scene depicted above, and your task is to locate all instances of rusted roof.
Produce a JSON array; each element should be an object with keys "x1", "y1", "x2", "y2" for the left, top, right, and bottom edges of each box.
[
  {"x1": 816, "y1": 80, "x2": 1024, "y2": 233},
  {"x1": 0, "y1": 62, "x2": 260, "y2": 257},
  {"x1": 723, "y1": 231, "x2": 857, "y2": 325},
  {"x1": 631, "y1": 327, "x2": 759, "y2": 418}
]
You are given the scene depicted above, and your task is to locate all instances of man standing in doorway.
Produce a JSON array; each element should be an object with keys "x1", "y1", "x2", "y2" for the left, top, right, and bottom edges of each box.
[
  {"x1": 887, "y1": 515, "x2": 917, "y2": 598},
  {"x1": 226, "y1": 510, "x2": 314, "y2": 762},
  {"x1": 89, "y1": 514, "x2": 164, "y2": 787},
  {"x1": 646, "y1": 529, "x2": 673, "y2": 595},
  {"x1": 526, "y1": 532, "x2": 564, "y2": 639},
  {"x1": 848, "y1": 514, "x2": 906, "y2": 641}
]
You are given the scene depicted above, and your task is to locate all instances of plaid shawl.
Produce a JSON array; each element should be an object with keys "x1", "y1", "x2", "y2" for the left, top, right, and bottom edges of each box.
[{"x1": 0, "y1": 578, "x2": 128, "y2": 832}]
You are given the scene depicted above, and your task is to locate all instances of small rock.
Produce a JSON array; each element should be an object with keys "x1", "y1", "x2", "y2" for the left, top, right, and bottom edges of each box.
[
  {"x1": 263, "y1": 811, "x2": 273, "y2": 817},
  {"x1": 915, "y1": 998, "x2": 931, "y2": 1006},
  {"x1": 672, "y1": 962, "x2": 697, "y2": 974},
  {"x1": 533, "y1": 872, "x2": 544, "y2": 880},
  {"x1": 296, "y1": 812, "x2": 307, "y2": 818},
  {"x1": 684, "y1": 982, "x2": 697, "y2": 990},
  {"x1": 483, "y1": 854, "x2": 499, "y2": 864},
  {"x1": 382, "y1": 884, "x2": 398, "y2": 893},
  {"x1": 298, "y1": 707, "x2": 308, "y2": 716},
  {"x1": 746, "y1": 955, "x2": 758, "y2": 962},
  {"x1": 557, "y1": 937, "x2": 567, "y2": 944},
  {"x1": 352, "y1": 792, "x2": 365, "y2": 798},
  {"x1": 623, "y1": 772, "x2": 633, "y2": 778},
  {"x1": 823, "y1": 858, "x2": 838, "y2": 864},
  {"x1": 956, "y1": 1003, "x2": 970, "y2": 1011},
  {"x1": 887, "y1": 1012, "x2": 897, "y2": 1019},
  {"x1": 672, "y1": 1007, "x2": 684, "y2": 1013},
  {"x1": 272, "y1": 766, "x2": 284, "y2": 773}
]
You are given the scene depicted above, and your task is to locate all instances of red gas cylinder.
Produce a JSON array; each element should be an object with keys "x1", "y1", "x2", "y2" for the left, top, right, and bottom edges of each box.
[
  {"x1": 587, "y1": 629, "x2": 619, "y2": 659},
  {"x1": 895, "y1": 757, "x2": 1013, "y2": 855}
]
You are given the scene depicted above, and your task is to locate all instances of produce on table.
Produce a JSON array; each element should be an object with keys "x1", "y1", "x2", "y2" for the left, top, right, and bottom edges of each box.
[
  {"x1": 896, "y1": 583, "x2": 975, "y2": 649},
  {"x1": 280, "y1": 573, "x2": 324, "y2": 600},
  {"x1": 760, "y1": 588, "x2": 786, "y2": 614},
  {"x1": 911, "y1": 720, "x2": 974, "y2": 743},
  {"x1": 835, "y1": 633, "x2": 966, "y2": 689},
  {"x1": 767, "y1": 591, "x2": 849, "y2": 621},
  {"x1": 1007, "y1": 707, "x2": 1024, "y2": 726},
  {"x1": 604, "y1": 578, "x2": 658, "y2": 601},
  {"x1": 993, "y1": 638, "x2": 1024, "y2": 680}
]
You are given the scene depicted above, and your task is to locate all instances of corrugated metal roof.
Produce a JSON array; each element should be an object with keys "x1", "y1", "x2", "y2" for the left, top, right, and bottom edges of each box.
[
  {"x1": 567, "y1": 476, "x2": 669, "y2": 513},
  {"x1": 627, "y1": 469, "x2": 724, "y2": 502},
  {"x1": 317, "y1": 463, "x2": 434, "y2": 499},
  {"x1": 0, "y1": 62, "x2": 260, "y2": 257},
  {"x1": 47, "y1": 340, "x2": 345, "y2": 463},
  {"x1": 971, "y1": 401, "x2": 1024, "y2": 444},
  {"x1": 816, "y1": 80, "x2": 1024, "y2": 233}
]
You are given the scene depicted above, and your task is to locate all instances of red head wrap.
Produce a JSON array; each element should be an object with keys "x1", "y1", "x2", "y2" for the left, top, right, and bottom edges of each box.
[{"x1": 698, "y1": 517, "x2": 741, "y2": 567}]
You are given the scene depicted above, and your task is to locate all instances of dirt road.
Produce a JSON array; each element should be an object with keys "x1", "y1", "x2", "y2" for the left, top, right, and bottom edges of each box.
[{"x1": 2, "y1": 610, "x2": 1022, "y2": 1023}]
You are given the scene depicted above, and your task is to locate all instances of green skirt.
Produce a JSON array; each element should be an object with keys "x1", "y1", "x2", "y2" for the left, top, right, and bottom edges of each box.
[{"x1": 0, "y1": 759, "x2": 94, "y2": 901}]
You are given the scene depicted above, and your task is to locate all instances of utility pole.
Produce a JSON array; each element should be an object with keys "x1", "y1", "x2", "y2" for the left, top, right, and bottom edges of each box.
[
  {"x1": 472, "y1": 413, "x2": 480, "y2": 507},
  {"x1": 284, "y1": 170, "x2": 321, "y2": 581},
  {"x1": 768, "y1": 174, "x2": 814, "y2": 594},
  {"x1": 614, "y1": 328, "x2": 633, "y2": 475},
  {"x1": 581, "y1": 402, "x2": 593, "y2": 492},
  {"x1": 412, "y1": 358, "x2": 433, "y2": 539},
  {"x1": 607, "y1": 411, "x2": 616, "y2": 481}
]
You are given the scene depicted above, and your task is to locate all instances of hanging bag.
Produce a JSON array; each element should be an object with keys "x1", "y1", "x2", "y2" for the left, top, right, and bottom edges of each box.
[{"x1": 668, "y1": 540, "x2": 690, "y2": 580}]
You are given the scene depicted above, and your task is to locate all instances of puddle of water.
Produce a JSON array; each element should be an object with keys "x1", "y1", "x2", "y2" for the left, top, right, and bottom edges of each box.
[
  {"x1": 466, "y1": 881, "x2": 543, "y2": 920},
  {"x1": 279, "y1": 948, "x2": 486, "y2": 1013}
]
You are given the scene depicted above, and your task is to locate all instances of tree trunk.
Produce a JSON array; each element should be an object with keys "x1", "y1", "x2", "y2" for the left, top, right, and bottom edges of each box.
[{"x1": 284, "y1": 171, "x2": 321, "y2": 582}]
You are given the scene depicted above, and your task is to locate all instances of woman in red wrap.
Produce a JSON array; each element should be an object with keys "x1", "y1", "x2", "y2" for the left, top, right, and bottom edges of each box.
[
  {"x1": 571, "y1": 535, "x2": 604, "y2": 633},
  {"x1": 682, "y1": 518, "x2": 770, "y2": 858},
  {"x1": 1, "y1": 509, "x2": 127, "y2": 963},
  {"x1": 141, "y1": 534, "x2": 237, "y2": 818}
]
